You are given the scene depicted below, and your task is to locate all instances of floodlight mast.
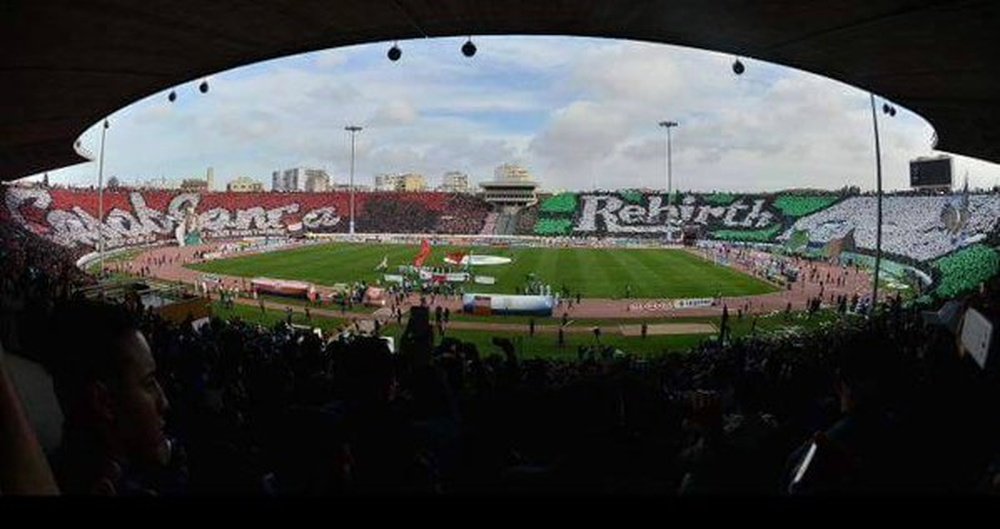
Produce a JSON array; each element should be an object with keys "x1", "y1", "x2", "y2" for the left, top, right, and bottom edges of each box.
[
  {"x1": 345, "y1": 125, "x2": 363, "y2": 235},
  {"x1": 658, "y1": 121, "x2": 679, "y2": 208}
]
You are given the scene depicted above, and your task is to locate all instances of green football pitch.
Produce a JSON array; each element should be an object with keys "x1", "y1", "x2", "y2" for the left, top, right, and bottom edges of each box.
[{"x1": 188, "y1": 242, "x2": 778, "y2": 299}]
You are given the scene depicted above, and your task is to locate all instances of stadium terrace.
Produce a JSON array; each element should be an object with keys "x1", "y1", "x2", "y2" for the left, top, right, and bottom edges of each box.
[
  {"x1": 575, "y1": 194, "x2": 775, "y2": 234},
  {"x1": 3, "y1": 1, "x2": 1000, "y2": 498},
  {"x1": 8, "y1": 186, "x2": 998, "y2": 267}
]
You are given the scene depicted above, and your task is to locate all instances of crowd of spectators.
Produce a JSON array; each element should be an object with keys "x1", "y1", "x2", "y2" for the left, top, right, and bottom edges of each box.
[
  {"x1": 932, "y1": 245, "x2": 1000, "y2": 299},
  {"x1": 771, "y1": 195, "x2": 841, "y2": 218},
  {"x1": 355, "y1": 192, "x2": 490, "y2": 235},
  {"x1": 9, "y1": 183, "x2": 998, "y2": 277},
  {"x1": 434, "y1": 194, "x2": 491, "y2": 235},
  {"x1": 4, "y1": 290, "x2": 1000, "y2": 494},
  {"x1": 3, "y1": 215, "x2": 1000, "y2": 496},
  {"x1": 0, "y1": 220, "x2": 93, "y2": 362},
  {"x1": 514, "y1": 205, "x2": 539, "y2": 236},
  {"x1": 479, "y1": 213, "x2": 498, "y2": 236},
  {"x1": 787, "y1": 194, "x2": 1000, "y2": 263},
  {"x1": 357, "y1": 196, "x2": 443, "y2": 234}
]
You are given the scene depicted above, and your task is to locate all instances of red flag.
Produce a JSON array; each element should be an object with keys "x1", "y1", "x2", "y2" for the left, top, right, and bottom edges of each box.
[
  {"x1": 413, "y1": 239, "x2": 432, "y2": 267},
  {"x1": 446, "y1": 251, "x2": 467, "y2": 266}
]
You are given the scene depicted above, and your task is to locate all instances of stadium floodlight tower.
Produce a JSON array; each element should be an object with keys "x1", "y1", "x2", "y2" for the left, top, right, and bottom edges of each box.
[
  {"x1": 97, "y1": 119, "x2": 109, "y2": 277},
  {"x1": 658, "y1": 121, "x2": 679, "y2": 206},
  {"x1": 869, "y1": 95, "x2": 896, "y2": 312},
  {"x1": 345, "y1": 125, "x2": 363, "y2": 235}
]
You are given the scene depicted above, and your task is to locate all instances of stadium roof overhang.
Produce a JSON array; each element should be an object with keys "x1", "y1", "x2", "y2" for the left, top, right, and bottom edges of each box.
[
  {"x1": 480, "y1": 181, "x2": 540, "y2": 189},
  {"x1": 2, "y1": 1, "x2": 999, "y2": 181}
]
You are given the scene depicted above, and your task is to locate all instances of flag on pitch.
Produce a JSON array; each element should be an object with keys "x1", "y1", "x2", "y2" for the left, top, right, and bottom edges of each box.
[
  {"x1": 374, "y1": 255, "x2": 388, "y2": 271},
  {"x1": 413, "y1": 239, "x2": 432, "y2": 267},
  {"x1": 446, "y1": 250, "x2": 467, "y2": 266}
]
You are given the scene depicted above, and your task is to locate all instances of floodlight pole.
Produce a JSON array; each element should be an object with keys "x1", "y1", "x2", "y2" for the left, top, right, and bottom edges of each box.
[
  {"x1": 659, "y1": 121, "x2": 678, "y2": 204},
  {"x1": 97, "y1": 119, "x2": 109, "y2": 277},
  {"x1": 345, "y1": 125, "x2": 363, "y2": 235},
  {"x1": 869, "y1": 94, "x2": 883, "y2": 312}
]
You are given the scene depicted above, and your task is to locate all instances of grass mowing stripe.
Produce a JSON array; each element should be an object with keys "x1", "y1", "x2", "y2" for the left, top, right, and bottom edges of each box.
[
  {"x1": 613, "y1": 249, "x2": 665, "y2": 299},
  {"x1": 535, "y1": 246, "x2": 559, "y2": 287},
  {"x1": 576, "y1": 247, "x2": 612, "y2": 298},
  {"x1": 632, "y1": 250, "x2": 674, "y2": 296},
  {"x1": 190, "y1": 243, "x2": 778, "y2": 299},
  {"x1": 563, "y1": 248, "x2": 584, "y2": 295}
]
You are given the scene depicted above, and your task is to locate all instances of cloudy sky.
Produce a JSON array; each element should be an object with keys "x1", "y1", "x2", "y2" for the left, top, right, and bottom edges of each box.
[{"x1": 34, "y1": 36, "x2": 1000, "y2": 193}]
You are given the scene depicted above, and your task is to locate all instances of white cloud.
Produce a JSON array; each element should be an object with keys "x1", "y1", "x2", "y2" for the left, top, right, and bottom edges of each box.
[
  {"x1": 370, "y1": 100, "x2": 419, "y2": 127},
  {"x1": 314, "y1": 49, "x2": 348, "y2": 69},
  {"x1": 34, "y1": 36, "x2": 1000, "y2": 193}
]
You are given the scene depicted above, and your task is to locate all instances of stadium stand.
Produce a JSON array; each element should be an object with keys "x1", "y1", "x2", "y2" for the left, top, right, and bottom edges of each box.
[
  {"x1": 6, "y1": 185, "x2": 1000, "y2": 300},
  {"x1": 932, "y1": 245, "x2": 1000, "y2": 299},
  {"x1": 4, "y1": 0, "x2": 1000, "y2": 498},
  {"x1": 1, "y1": 186, "x2": 493, "y2": 249},
  {"x1": 771, "y1": 195, "x2": 841, "y2": 217},
  {"x1": 434, "y1": 194, "x2": 492, "y2": 235},
  {"x1": 494, "y1": 213, "x2": 518, "y2": 236},
  {"x1": 1, "y1": 185, "x2": 1000, "y2": 495},
  {"x1": 9, "y1": 185, "x2": 999, "y2": 266},
  {"x1": 786, "y1": 195, "x2": 1000, "y2": 262},
  {"x1": 479, "y1": 212, "x2": 499, "y2": 236},
  {"x1": 514, "y1": 204, "x2": 540, "y2": 236},
  {"x1": 0, "y1": 213, "x2": 999, "y2": 494}
]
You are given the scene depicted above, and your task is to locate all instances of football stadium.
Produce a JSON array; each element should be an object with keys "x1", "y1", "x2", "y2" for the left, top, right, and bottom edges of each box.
[{"x1": 2, "y1": 2, "x2": 1000, "y2": 498}]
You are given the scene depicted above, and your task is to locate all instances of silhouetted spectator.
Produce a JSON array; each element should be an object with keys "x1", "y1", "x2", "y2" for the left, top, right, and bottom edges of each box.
[{"x1": 47, "y1": 300, "x2": 182, "y2": 495}]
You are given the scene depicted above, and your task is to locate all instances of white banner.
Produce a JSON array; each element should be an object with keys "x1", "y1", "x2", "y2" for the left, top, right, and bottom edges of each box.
[
  {"x1": 627, "y1": 298, "x2": 715, "y2": 312},
  {"x1": 474, "y1": 275, "x2": 496, "y2": 285},
  {"x1": 628, "y1": 301, "x2": 672, "y2": 312},
  {"x1": 961, "y1": 308, "x2": 993, "y2": 369},
  {"x1": 191, "y1": 317, "x2": 211, "y2": 332},
  {"x1": 383, "y1": 274, "x2": 404, "y2": 283},
  {"x1": 445, "y1": 272, "x2": 470, "y2": 282},
  {"x1": 673, "y1": 298, "x2": 715, "y2": 309}
]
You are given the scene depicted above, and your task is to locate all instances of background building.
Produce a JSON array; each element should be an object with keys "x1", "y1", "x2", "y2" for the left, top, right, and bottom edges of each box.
[
  {"x1": 304, "y1": 170, "x2": 331, "y2": 192},
  {"x1": 493, "y1": 163, "x2": 533, "y2": 183},
  {"x1": 137, "y1": 177, "x2": 177, "y2": 190},
  {"x1": 374, "y1": 174, "x2": 397, "y2": 191},
  {"x1": 271, "y1": 171, "x2": 287, "y2": 192},
  {"x1": 438, "y1": 171, "x2": 470, "y2": 193},
  {"x1": 330, "y1": 183, "x2": 370, "y2": 192},
  {"x1": 374, "y1": 172, "x2": 427, "y2": 192},
  {"x1": 178, "y1": 167, "x2": 213, "y2": 193},
  {"x1": 227, "y1": 176, "x2": 264, "y2": 192},
  {"x1": 272, "y1": 167, "x2": 329, "y2": 192},
  {"x1": 180, "y1": 178, "x2": 209, "y2": 193},
  {"x1": 481, "y1": 163, "x2": 538, "y2": 209},
  {"x1": 400, "y1": 173, "x2": 426, "y2": 192}
]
